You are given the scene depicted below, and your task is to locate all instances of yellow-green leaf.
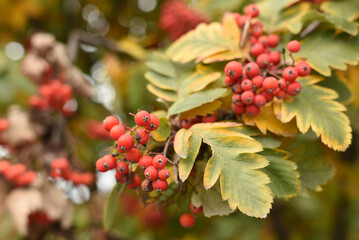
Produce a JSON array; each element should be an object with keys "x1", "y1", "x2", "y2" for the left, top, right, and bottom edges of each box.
[
  {"x1": 103, "y1": 183, "x2": 125, "y2": 230},
  {"x1": 296, "y1": 31, "x2": 359, "y2": 76},
  {"x1": 146, "y1": 84, "x2": 178, "y2": 102},
  {"x1": 320, "y1": 0, "x2": 359, "y2": 21},
  {"x1": 180, "y1": 100, "x2": 222, "y2": 119},
  {"x1": 281, "y1": 77, "x2": 352, "y2": 151},
  {"x1": 174, "y1": 128, "x2": 192, "y2": 158},
  {"x1": 151, "y1": 118, "x2": 171, "y2": 142},
  {"x1": 178, "y1": 133, "x2": 202, "y2": 181}
]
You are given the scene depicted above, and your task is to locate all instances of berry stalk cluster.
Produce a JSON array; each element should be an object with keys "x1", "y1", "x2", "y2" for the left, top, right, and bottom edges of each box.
[{"x1": 226, "y1": 4, "x2": 311, "y2": 117}]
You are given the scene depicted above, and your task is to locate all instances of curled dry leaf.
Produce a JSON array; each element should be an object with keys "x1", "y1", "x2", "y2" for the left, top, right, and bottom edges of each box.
[
  {"x1": 30, "y1": 33, "x2": 55, "y2": 57},
  {"x1": 5, "y1": 188, "x2": 43, "y2": 235},
  {"x1": 20, "y1": 53, "x2": 50, "y2": 84},
  {"x1": 47, "y1": 43, "x2": 71, "y2": 70},
  {"x1": 1, "y1": 106, "x2": 38, "y2": 147}
]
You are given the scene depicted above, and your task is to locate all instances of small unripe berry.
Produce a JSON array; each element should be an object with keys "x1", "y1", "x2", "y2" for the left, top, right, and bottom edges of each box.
[
  {"x1": 153, "y1": 154, "x2": 167, "y2": 169},
  {"x1": 224, "y1": 61, "x2": 243, "y2": 80},
  {"x1": 245, "y1": 62, "x2": 260, "y2": 78},
  {"x1": 245, "y1": 104, "x2": 260, "y2": 117},
  {"x1": 232, "y1": 103, "x2": 245, "y2": 115},
  {"x1": 254, "y1": 94, "x2": 267, "y2": 107},
  {"x1": 158, "y1": 169, "x2": 170, "y2": 180},
  {"x1": 267, "y1": 34, "x2": 280, "y2": 48},
  {"x1": 135, "y1": 129, "x2": 149, "y2": 144},
  {"x1": 287, "y1": 40, "x2": 301, "y2": 53},
  {"x1": 241, "y1": 79, "x2": 253, "y2": 91},
  {"x1": 117, "y1": 134, "x2": 134, "y2": 153},
  {"x1": 295, "y1": 61, "x2": 311, "y2": 76},
  {"x1": 103, "y1": 116, "x2": 119, "y2": 131},
  {"x1": 145, "y1": 114, "x2": 160, "y2": 131},
  {"x1": 110, "y1": 125, "x2": 125, "y2": 140},
  {"x1": 241, "y1": 91, "x2": 255, "y2": 105},
  {"x1": 116, "y1": 161, "x2": 129, "y2": 175},
  {"x1": 134, "y1": 110, "x2": 151, "y2": 127},
  {"x1": 282, "y1": 66, "x2": 298, "y2": 83},
  {"x1": 139, "y1": 156, "x2": 153, "y2": 170},
  {"x1": 152, "y1": 179, "x2": 168, "y2": 192},
  {"x1": 145, "y1": 166, "x2": 158, "y2": 181},
  {"x1": 179, "y1": 213, "x2": 195, "y2": 228},
  {"x1": 190, "y1": 203, "x2": 203, "y2": 214},
  {"x1": 286, "y1": 81, "x2": 302, "y2": 96},
  {"x1": 126, "y1": 148, "x2": 142, "y2": 163},
  {"x1": 141, "y1": 179, "x2": 153, "y2": 192},
  {"x1": 263, "y1": 77, "x2": 279, "y2": 93}
]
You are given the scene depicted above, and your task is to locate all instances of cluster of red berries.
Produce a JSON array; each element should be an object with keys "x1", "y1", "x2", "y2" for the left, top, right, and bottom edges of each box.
[
  {"x1": 50, "y1": 158, "x2": 94, "y2": 186},
  {"x1": 86, "y1": 120, "x2": 111, "y2": 140},
  {"x1": 180, "y1": 114, "x2": 216, "y2": 129},
  {"x1": 0, "y1": 160, "x2": 37, "y2": 187},
  {"x1": 179, "y1": 203, "x2": 203, "y2": 228},
  {"x1": 225, "y1": 4, "x2": 311, "y2": 117},
  {"x1": 96, "y1": 111, "x2": 171, "y2": 192},
  {"x1": 0, "y1": 118, "x2": 9, "y2": 133},
  {"x1": 159, "y1": 0, "x2": 209, "y2": 41},
  {"x1": 29, "y1": 79, "x2": 75, "y2": 116}
]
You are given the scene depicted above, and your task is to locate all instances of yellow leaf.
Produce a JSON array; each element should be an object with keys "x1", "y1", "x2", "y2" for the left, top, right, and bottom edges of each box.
[{"x1": 180, "y1": 100, "x2": 222, "y2": 119}]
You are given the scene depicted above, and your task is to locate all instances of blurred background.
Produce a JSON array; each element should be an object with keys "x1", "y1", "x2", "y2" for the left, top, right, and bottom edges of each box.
[{"x1": 0, "y1": 0, "x2": 359, "y2": 239}]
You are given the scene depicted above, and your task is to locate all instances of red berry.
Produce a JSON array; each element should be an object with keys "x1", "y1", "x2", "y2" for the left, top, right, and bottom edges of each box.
[
  {"x1": 258, "y1": 36, "x2": 268, "y2": 47},
  {"x1": 224, "y1": 61, "x2": 243, "y2": 80},
  {"x1": 295, "y1": 61, "x2": 311, "y2": 76},
  {"x1": 128, "y1": 175, "x2": 141, "y2": 189},
  {"x1": 252, "y1": 75, "x2": 264, "y2": 89},
  {"x1": 158, "y1": 169, "x2": 170, "y2": 180},
  {"x1": 0, "y1": 118, "x2": 9, "y2": 131},
  {"x1": 135, "y1": 129, "x2": 149, "y2": 144},
  {"x1": 282, "y1": 66, "x2": 298, "y2": 83},
  {"x1": 141, "y1": 179, "x2": 153, "y2": 192},
  {"x1": 134, "y1": 110, "x2": 151, "y2": 127},
  {"x1": 14, "y1": 171, "x2": 37, "y2": 187},
  {"x1": 116, "y1": 161, "x2": 129, "y2": 175},
  {"x1": 145, "y1": 114, "x2": 160, "y2": 131},
  {"x1": 117, "y1": 134, "x2": 134, "y2": 153},
  {"x1": 201, "y1": 114, "x2": 216, "y2": 123},
  {"x1": 179, "y1": 213, "x2": 195, "y2": 228},
  {"x1": 103, "y1": 116, "x2": 119, "y2": 131},
  {"x1": 153, "y1": 154, "x2": 167, "y2": 169},
  {"x1": 241, "y1": 91, "x2": 255, "y2": 105},
  {"x1": 115, "y1": 172, "x2": 127, "y2": 183},
  {"x1": 245, "y1": 62, "x2": 260, "y2": 78},
  {"x1": 241, "y1": 79, "x2": 253, "y2": 91},
  {"x1": 232, "y1": 82, "x2": 243, "y2": 93},
  {"x1": 267, "y1": 34, "x2": 280, "y2": 48},
  {"x1": 51, "y1": 158, "x2": 70, "y2": 171},
  {"x1": 144, "y1": 166, "x2": 158, "y2": 181},
  {"x1": 270, "y1": 51, "x2": 281, "y2": 65},
  {"x1": 286, "y1": 81, "x2": 302, "y2": 96},
  {"x1": 274, "y1": 89, "x2": 286, "y2": 99},
  {"x1": 278, "y1": 78, "x2": 287, "y2": 90},
  {"x1": 225, "y1": 76, "x2": 237, "y2": 87},
  {"x1": 251, "y1": 36, "x2": 257, "y2": 44},
  {"x1": 287, "y1": 40, "x2": 301, "y2": 53},
  {"x1": 0, "y1": 160, "x2": 10, "y2": 174},
  {"x1": 152, "y1": 179, "x2": 168, "y2": 192},
  {"x1": 181, "y1": 119, "x2": 194, "y2": 129},
  {"x1": 190, "y1": 203, "x2": 203, "y2": 214},
  {"x1": 263, "y1": 77, "x2": 279, "y2": 93},
  {"x1": 236, "y1": 15, "x2": 250, "y2": 28},
  {"x1": 245, "y1": 104, "x2": 260, "y2": 117},
  {"x1": 251, "y1": 24, "x2": 263, "y2": 38},
  {"x1": 126, "y1": 148, "x2": 142, "y2": 163},
  {"x1": 4, "y1": 163, "x2": 27, "y2": 180},
  {"x1": 232, "y1": 94, "x2": 242, "y2": 105},
  {"x1": 260, "y1": 91, "x2": 274, "y2": 102},
  {"x1": 254, "y1": 94, "x2": 267, "y2": 107},
  {"x1": 250, "y1": 43, "x2": 264, "y2": 57},
  {"x1": 232, "y1": 103, "x2": 245, "y2": 115},
  {"x1": 110, "y1": 125, "x2": 125, "y2": 140},
  {"x1": 244, "y1": 4, "x2": 260, "y2": 18},
  {"x1": 102, "y1": 154, "x2": 117, "y2": 170},
  {"x1": 139, "y1": 155, "x2": 153, "y2": 170},
  {"x1": 256, "y1": 53, "x2": 271, "y2": 69}
]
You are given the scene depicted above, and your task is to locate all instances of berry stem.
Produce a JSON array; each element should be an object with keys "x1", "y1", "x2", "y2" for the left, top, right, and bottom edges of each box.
[
  {"x1": 281, "y1": 48, "x2": 287, "y2": 66},
  {"x1": 289, "y1": 52, "x2": 295, "y2": 66},
  {"x1": 240, "y1": 16, "x2": 252, "y2": 48},
  {"x1": 162, "y1": 134, "x2": 174, "y2": 158}
]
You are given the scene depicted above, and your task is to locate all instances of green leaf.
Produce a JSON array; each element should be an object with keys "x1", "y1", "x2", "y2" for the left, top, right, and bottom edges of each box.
[
  {"x1": 166, "y1": 14, "x2": 244, "y2": 64},
  {"x1": 147, "y1": 84, "x2": 178, "y2": 102},
  {"x1": 187, "y1": 123, "x2": 273, "y2": 218},
  {"x1": 253, "y1": 136, "x2": 281, "y2": 149},
  {"x1": 288, "y1": 10, "x2": 359, "y2": 35},
  {"x1": 174, "y1": 128, "x2": 192, "y2": 158},
  {"x1": 281, "y1": 77, "x2": 352, "y2": 151},
  {"x1": 320, "y1": 0, "x2": 359, "y2": 21},
  {"x1": 289, "y1": 136, "x2": 336, "y2": 196},
  {"x1": 167, "y1": 88, "x2": 229, "y2": 116},
  {"x1": 261, "y1": 149, "x2": 300, "y2": 198},
  {"x1": 296, "y1": 31, "x2": 359, "y2": 76},
  {"x1": 192, "y1": 182, "x2": 234, "y2": 217},
  {"x1": 151, "y1": 118, "x2": 171, "y2": 142},
  {"x1": 318, "y1": 73, "x2": 353, "y2": 104},
  {"x1": 103, "y1": 183, "x2": 125, "y2": 230},
  {"x1": 179, "y1": 133, "x2": 202, "y2": 181}
]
